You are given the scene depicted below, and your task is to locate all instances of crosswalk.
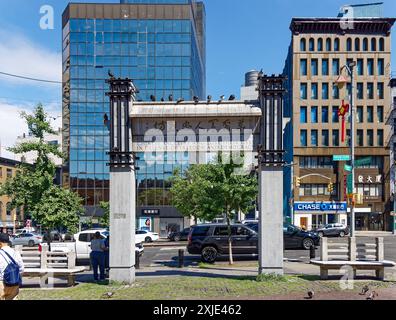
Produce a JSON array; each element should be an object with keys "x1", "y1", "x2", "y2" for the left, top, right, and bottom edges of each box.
[{"x1": 159, "y1": 247, "x2": 186, "y2": 251}]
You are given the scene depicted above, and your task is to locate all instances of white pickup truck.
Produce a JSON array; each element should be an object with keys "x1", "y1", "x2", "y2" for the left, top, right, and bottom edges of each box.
[{"x1": 48, "y1": 228, "x2": 144, "y2": 261}]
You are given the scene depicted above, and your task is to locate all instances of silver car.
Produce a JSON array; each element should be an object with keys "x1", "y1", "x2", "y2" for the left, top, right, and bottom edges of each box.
[
  {"x1": 316, "y1": 224, "x2": 350, "y2": 238},
  {"x1": 11, "y1": 233, "x2": 43, "y2": 247}
]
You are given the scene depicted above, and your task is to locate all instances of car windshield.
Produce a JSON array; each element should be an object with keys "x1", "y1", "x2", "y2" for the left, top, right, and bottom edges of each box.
[{"x1": 285, "y1": 225, "x2": 301, "y2": 232}]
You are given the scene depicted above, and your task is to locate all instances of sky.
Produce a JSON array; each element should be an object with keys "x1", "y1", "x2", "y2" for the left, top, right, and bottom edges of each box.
[{"x1": 0, "y1": 0, "x2": 395, "y2": 158}]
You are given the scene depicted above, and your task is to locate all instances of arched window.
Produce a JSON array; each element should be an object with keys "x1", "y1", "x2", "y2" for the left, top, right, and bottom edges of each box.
[
  {"x1": 346, "y1": 38, "x2": 352, "y2": 51},
  {"x1": 300, "y1": 38, "x2": 306, "y2": 51},
  {"x1": 6, "y1": 203, "x2": 12, "y2": 216},
  {"x1": 309, "y1": 38, "x2": 315, "y2": 51},
  {"x1": 317, "y1": 38, "x2": 323, "y2": 51},
  {"x1": 363, "y1": 38, "x2": 368, "y2": 51},
  {"x1": 325, "y1": 38, "x2": 331, "y2": 51},
  {"x1": 379, "y1": 38, "x2": 385, "y2": 51},
  {"x1": 334, "y1": 38, "x2": 339, "y2": 51},
  {"x1": 355, "y1": 38, "x2": 360, "y2": 51},
  {"x1": 371, "y1": 38, "x2": 377, "y2": 51}
]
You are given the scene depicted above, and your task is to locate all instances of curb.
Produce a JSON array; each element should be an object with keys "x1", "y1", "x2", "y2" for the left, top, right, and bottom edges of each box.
[{"x1": 143, "y1": 242, "x2": 187, "y2": 248}]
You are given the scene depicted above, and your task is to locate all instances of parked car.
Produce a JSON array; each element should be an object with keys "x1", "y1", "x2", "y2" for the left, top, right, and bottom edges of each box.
[
  {"x1": 246, "y1": 223, "x2": 320, "y2": 250},
  {"x1": 168, "y1": 228, "x2": 191, "y2": 242},
  {"x1": 48, "y1": 229, "x2": 144, "y2": 261},
  {"x1": 15, "y1": 228, "x2": 38, "y2": 235},
  {"x1": 10, "y1": 233, "x2": 43, "y2": 247},
  {"x1": 241, "y1": 220, "x2": 259, "y2": 225},
  {"x1": 42, "y1": 230, "x2": 63, "y2": 243},
  {"x1": 187, "y1": 223, "x2": 320, "y2": 263},
  {"x1": 136, "y1": 230, "x2": 159, "y2": 243},
  {"x1": 315, "y1": 224, "x2": 350, "y2": 238}
]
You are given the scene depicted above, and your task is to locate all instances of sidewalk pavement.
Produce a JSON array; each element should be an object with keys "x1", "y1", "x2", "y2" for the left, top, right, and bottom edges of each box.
[
  {"x1": 355, "y1": 231, "x2": 395, "y2": 237},
  {"x1": 20, "y1": 258, "x2": 396, "y2": 288}
]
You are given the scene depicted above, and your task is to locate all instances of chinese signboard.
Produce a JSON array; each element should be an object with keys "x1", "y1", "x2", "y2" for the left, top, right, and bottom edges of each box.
[
  {"x1": 294, "y1": 202, "x2": 347, "y2": 213},
  {"x1": 356, "y1": 175, "x2": 382, "y2": 184}
]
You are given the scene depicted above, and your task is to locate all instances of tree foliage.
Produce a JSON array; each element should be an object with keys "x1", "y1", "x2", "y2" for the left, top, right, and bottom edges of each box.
[
  {"x1": 36, "y1": 186, "x2": 83, "y2": 234},
  {"x1": 170, "y1": 156, "x2": 258, "y2": 264},
  {"x1": 99, "y1": 201, "x2": 110, "y2": 227},
  {"x1": 0, "y1": 104, "x2": 83, "y2": 232}
]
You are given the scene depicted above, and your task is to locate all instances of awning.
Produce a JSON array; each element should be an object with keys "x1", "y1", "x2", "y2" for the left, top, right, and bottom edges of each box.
[{"x1": 347, "y1": 208, "x2": 372, "y2": 213}]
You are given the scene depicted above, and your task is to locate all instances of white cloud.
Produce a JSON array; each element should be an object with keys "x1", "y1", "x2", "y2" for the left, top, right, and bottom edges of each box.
[
  {"x1": 0, "y1": 30, "x2": 61, "y2": 86},
  {"x1": 0, "y1": 100, "x2": 61, "y2": 160},
  {"x1": 0, "y1": 102, "x2": 29, "y2": 159}
]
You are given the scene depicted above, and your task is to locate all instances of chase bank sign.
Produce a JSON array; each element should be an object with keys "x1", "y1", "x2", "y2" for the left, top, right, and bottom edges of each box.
[{"x1": 294, "y1": 202, "x2": 347, "y2": 213}]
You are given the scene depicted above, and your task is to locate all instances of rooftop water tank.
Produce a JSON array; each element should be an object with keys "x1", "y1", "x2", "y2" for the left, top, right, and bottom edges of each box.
[{"x1": 245, "y1": 70, "x2": 259, "y2": 87}]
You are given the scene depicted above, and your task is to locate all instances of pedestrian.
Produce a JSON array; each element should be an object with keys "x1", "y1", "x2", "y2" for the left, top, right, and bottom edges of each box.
[
  {"x1": 0, "y1": 233, "x2": 24, "y2": 300},
  {"x1": 90, "y1": 232, "x2": 106, "y2": 282},
  {"x1": 104, "y1": 235, "x2": 110, "y2": 276}
]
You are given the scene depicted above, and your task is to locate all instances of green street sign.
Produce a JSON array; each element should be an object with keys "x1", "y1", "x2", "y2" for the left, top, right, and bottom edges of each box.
[
  {"x1": 333, "y1": 155, "x2": 351, "y2": 162},
  {"x1": 347, "y1": 174, "x2": 353, "y2": 194},
  {"x1": 344, "y1": 164, "x2": 352, "y2": 172},
  {"x1": 355, "y1": 157, "x2": 372, "y2": 166}
]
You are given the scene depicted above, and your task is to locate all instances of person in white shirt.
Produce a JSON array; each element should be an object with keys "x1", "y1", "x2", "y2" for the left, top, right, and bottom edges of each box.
[{"x1": 0, "y1": 233, "x2": 24, "y2": 300}]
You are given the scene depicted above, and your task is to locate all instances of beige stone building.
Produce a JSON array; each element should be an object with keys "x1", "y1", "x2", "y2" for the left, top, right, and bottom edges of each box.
[
  {"x1": 283, "y1": 16, "x2": 396, "y2": 231},
  {"x1": 0, "y1": 158, "x2": 24, "y2": 232}
]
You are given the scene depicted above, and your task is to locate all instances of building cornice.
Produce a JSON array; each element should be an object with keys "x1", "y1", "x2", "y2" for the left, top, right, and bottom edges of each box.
[{"x1": 290, "y1": 18, "x2": 396, "y2": 35}]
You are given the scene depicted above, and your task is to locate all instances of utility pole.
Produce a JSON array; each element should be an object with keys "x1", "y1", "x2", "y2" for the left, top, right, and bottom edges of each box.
[
  {"x1": 336, "y1": 61, "x2": 356, "y2": 237},
  {"x1": 349, "y1": 62, "x2": 356, "y2": 237}
]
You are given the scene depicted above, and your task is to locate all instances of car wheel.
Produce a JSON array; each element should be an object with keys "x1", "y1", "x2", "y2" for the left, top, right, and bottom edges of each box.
[
  {"x1": 145, "y1": 237, "x2": 153, "y2": 243},
  {"x1": 302, "y1": 238, "x2": 314, "y2": 250},
  {"x1": 339, "y1": 231, "x2": 345, "y2": 238},
  {"x1": 28, "y1": 240, "x2": 35, "y2": 247},
  {"x1": 201, "y1": 246, "x2": 218, "y2": 263},
  {"x1": 174, "y1": 235, "x2": 181, "y2": 242},
  {"x1": 318, "y1": 232, "x2": 324, "y2": 238}
]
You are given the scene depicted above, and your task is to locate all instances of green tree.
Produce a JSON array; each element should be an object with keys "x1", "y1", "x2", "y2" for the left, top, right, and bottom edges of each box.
[
  {"x1": 0, "y1": 104, "x2": 83, "y2": 232},
  {"x1": 170, "y1": 167, "x2": 217, "y2": 224},
  {"x1": 36, "y1": 186, "x2": 83, "y2": 234},
  {"x1": 170, "y1": 156, "x2": 257, "y2": 265},
  {"x1": 99, "y1": 201, "x2": 110, "y2": 227}
]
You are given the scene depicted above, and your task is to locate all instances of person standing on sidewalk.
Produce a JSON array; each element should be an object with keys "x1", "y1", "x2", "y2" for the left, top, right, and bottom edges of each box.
[
  {"x1": 90, "y1": 232, "x2": 106, "y2": 282},
  {"x1": 0, "y1": 234, "x2": 24, "y2": 300}
]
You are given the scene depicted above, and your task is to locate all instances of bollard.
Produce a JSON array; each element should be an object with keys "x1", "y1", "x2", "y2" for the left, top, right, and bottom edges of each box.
[
  {"x1": 135, "y1": 251, "x2": 140, "y2": 270},
  {"x1": 178, "y1": 249, "x2": 184, "y2": 268},
  {"x1": 309, "y1": 245, "x2": 316, "y2": 261}
]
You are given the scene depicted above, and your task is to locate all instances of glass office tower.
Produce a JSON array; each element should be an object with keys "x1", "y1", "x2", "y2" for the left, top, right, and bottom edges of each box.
[{"x1": 62, "y1": 2, "x2": 206, "y2": 218}]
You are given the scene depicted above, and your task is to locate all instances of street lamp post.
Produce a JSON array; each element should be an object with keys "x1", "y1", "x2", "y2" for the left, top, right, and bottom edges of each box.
[{"x1": 336, "y1": 61, "x2": 357, "y2": 237}]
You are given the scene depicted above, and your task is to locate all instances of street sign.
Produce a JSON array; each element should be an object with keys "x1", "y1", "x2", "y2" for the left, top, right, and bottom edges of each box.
[
  {"x1": 355, "y1": 157, "x2": 372, "y2": 166},
  {"x1": 344, "y1": 164, "x2": 352, "y2": 172},
  {"x1": 347, "y1": 174, "x2": 353, "y2": 194},
  {"x1": 333, "y1": 155, "x2": 351, "y2": 161}
]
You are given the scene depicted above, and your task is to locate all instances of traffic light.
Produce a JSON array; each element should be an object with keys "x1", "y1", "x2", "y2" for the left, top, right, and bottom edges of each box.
[
  {"x1": 328, "y1": 183, "x2": 334, "y2": 194},
  {"x1": 295, "y1": 177, "x2": 301, "y2": 187}
]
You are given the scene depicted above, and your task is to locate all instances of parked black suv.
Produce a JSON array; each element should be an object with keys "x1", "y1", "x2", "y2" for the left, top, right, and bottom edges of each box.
[
  {"x1": 168, "y1": 228, "x2": 191, "y2": 242},
  {"x1": 187, "y1": 223, "x2": 320, "y2": 263}
]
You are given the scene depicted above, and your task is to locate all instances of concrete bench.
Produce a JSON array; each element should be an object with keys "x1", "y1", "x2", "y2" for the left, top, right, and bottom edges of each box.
[
  {"x1": 23, "y1": 267, "x2": 86, "y2": 287},
  {"x1": 311, "y1": 237, "x2": 396, "y2": 280},
  {"x1": 15, "y1": 245, "x2": 85, "y2": 287},
  {"x1": 311, "y1": 260, "x2": 395, "y2": 280}
]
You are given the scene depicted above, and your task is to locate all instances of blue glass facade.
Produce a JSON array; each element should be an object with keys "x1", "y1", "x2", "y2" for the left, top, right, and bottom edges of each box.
[
  {"x1": 121, "y1": 0, "x2": 192, "y2": 3},
  {"x1": 62, "y1": 3, "x2": 205, "y2": 210}
]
